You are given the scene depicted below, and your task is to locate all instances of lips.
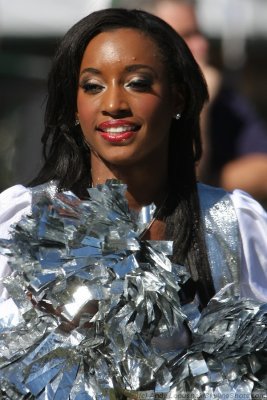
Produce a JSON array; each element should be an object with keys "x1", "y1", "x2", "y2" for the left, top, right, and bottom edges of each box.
[{"x1": 97, "y1": 120, "x2": 140, "y2": 143}]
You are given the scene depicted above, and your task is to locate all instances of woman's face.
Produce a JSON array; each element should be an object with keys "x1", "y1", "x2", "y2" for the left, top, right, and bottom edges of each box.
[{"x1": 77, "y1": 28, "x2": 179, "y2": 169}]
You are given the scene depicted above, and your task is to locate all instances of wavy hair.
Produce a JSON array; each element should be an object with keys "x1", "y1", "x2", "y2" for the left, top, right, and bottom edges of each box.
[{"x1": 30, "y1": 8, "x2": 213, "y2": 304}]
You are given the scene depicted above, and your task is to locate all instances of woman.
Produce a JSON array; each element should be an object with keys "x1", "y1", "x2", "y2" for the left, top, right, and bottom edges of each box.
[
  {"x1": 1, "y1": 7, "x2": 266, "y2": 303},
  {"x1": 0, "y1": 8, "x2": 267, "y2": 398}
]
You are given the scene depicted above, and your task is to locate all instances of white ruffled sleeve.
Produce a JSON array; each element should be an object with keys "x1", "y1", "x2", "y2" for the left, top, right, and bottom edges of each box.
[
  {"x1": 0, "y1": 185, "x2": 32, "y2": 301},
  {"x1": 230, "y1": 189, "x2": 267, "y2": 302}
]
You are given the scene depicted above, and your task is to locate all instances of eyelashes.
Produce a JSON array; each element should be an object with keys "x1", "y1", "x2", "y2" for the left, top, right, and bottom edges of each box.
[
  {"x1": 79, "y1": 77, "x2": 153, "y2": 94},
  {"x1": 81, "y1": 82, "x2": 104, "y2": 94},
  {"x1": 125, "y1": 78, "x2": 153, "y2": 92}
]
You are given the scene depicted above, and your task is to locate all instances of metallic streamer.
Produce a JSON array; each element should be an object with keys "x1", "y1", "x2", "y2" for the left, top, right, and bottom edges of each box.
[{"x1": 0, "y1": 180, "x2": 266, "y2": 399}]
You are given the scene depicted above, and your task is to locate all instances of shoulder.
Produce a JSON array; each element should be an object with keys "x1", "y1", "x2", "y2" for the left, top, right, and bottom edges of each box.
[
  {"x1": 228, "y1": 188, "x2": 267, "y2": 247},
  {"x1": 198, "y1": 182, "x2": 267, "y2": 227},
  {"x1": 229, "y1": 189, "x2": 267, "y2": 256},
  {"x1": 0, "y1": 184, "x2": 32, "y2": 239},
  {"x1": 198, "y1": 184, "x2": 267, "y2": 301},
  {"x1": 197, "y1": 182, "x2": 230, "y2": 210},
  {"x1": 198, "y1": 182, "x2": 266, "y2": 212},
  {"x1": 229, "y1": 188, "x2": 267, "y2": 218},
  {"x1": 230, "y1": 189, "x2": 267, "y2": 301},
  {"x1": 0, "y1": 185, "x2": 32, "y2": 300}
]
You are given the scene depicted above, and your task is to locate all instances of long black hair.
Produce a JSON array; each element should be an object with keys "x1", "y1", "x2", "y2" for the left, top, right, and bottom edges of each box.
[{"x1": 29, "y1": 8, "x2": 214, "y2": 304}]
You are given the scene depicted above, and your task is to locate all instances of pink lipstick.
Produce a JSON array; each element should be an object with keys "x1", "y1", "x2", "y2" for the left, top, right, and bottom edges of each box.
[{"x1": 97, "y1": 120, "x2": 140, "y2": 143}]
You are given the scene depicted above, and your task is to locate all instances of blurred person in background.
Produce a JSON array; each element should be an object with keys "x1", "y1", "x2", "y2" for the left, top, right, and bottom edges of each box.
[{"x1": 151, "y1": 0, "x2": 267, "y2": 206}]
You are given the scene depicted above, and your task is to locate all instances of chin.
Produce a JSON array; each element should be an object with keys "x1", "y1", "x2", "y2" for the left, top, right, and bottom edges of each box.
[{"x1": 102, "y1": 149, "x2": 140, "y2": 167}]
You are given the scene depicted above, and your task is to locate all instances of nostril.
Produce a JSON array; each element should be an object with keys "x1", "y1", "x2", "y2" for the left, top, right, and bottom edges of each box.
[{"x1": 102, "y1": 109, "x2": 132, "y2": 118}]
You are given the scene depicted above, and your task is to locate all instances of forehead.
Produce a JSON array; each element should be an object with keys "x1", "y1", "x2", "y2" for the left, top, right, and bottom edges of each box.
[{"x1": 80, "y1": 28, "x2": 164, "y2": 70}]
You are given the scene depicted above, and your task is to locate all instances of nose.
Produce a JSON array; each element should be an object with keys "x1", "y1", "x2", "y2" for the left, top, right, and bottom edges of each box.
[{"x1": 101, "y1": 83, "x2": 131, "y2": 117}]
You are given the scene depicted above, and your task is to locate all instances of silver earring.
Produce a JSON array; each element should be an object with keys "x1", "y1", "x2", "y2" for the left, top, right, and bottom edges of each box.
[
  {"x1": 174, "y1": 113, "x2": 181, "y2": 120},
  {"x1": 75, "y1": 119, "x2": 80, "y2": 126}
]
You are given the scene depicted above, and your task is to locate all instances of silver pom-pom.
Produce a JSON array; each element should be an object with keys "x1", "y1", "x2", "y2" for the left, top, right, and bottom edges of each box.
[{"x1": 0, "y1": 180, "x2": 267, "y2": 399}]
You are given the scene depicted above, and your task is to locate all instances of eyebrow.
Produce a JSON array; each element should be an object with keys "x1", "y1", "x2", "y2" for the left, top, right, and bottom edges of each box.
[
  {"x1": 125, "y1": 64, "x2": 156, "y2": 74},
  {"x1": 80, "y1": 67, "x2": 100, "y2": 76},
  {"x1": 80, "y1": 64, "x2": 156, "y2": 76}
]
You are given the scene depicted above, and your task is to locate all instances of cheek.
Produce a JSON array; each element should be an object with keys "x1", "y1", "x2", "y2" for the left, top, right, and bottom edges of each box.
[
  {"x1": 77, "y1": 93, "x2": 98, "y2": 125},
  {"x1": 136, "y1": 95, "x2": 172, "y2": 126},
  {"x1": 76, "y1": 95, "x2": 99, "y2": 146}
]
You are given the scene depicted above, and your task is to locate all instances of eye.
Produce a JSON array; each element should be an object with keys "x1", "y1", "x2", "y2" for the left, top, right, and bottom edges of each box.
[
  {"x1": 125, "y1": 78, "x2": 153, "y2": 92},
  {"x1": 80, "y1": 82, "x2": 104, "y2": 94}
]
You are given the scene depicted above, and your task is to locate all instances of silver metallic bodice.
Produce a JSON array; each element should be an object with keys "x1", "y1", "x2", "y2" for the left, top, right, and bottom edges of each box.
[{"x1": 198, "y1": 183, "x2": 241, "y2": 294}]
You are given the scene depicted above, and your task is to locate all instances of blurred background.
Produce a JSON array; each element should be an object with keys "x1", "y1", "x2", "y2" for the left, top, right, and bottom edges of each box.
[{"x1": 1, "y1": 0, "x2": 267, "y2": 192}]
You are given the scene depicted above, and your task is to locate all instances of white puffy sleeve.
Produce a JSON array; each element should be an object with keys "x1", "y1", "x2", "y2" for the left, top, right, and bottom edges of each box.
[
  {"x1": 230, "y1": 190, "x2": 267, "y2": 302},
  {"x1": 0, "y1": 185, "x2": 32, "y2": 301}
]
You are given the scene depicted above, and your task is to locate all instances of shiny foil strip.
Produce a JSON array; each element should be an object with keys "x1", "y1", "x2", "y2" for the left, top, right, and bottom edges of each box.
[
  {"x1": 0, "y1": 180, "x2": 266, "y2": 399},
  {"x1": 198, "y1": 183, "x2": 241, "y2": 295}
]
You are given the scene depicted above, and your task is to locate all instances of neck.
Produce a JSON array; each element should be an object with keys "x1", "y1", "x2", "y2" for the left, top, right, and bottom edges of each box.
[{"x1": 91, "y1": 156, "x2": 169, "y2": 211}]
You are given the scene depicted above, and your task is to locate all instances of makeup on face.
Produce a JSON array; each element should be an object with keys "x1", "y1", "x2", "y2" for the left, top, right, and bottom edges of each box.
[{"x1": 76, "y1": 28, "x2": 177, "y2": 169}]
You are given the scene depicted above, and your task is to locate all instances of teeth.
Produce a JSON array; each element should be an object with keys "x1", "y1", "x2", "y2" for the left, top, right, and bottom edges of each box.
[{"x1": 102, "y1": 126, "x2": 135, "y2": 133}]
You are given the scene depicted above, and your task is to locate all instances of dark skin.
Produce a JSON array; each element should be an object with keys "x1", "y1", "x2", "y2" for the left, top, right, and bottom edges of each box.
[
  {"x1": 90, "y1": 154, "x2": 167, "y2": 241},
  {"x1": 33, "y1": 28, "x2": 182, "y2": 330},
  {"x1": 76, "y1": 29, "x2": 181, "y2": 216}
]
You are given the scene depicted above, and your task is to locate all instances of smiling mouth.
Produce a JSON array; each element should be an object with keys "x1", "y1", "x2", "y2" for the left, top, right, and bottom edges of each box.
[
  {"x1": 97, "y1": 125, "x2": 140, "y2": 134},
  {"x1": 96, "y1": 122, "x2": 140, "y2": 143},
  {"x1": 98, "y1": 129, "x2": 137, "y2": 143}
]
